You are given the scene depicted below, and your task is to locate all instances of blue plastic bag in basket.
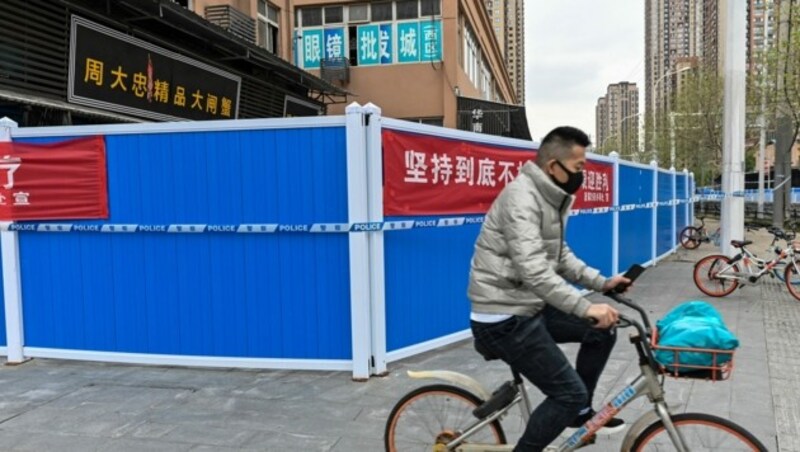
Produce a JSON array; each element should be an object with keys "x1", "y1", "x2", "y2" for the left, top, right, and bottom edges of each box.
[{"x1": 654, "y1": 301, "x2": 739, "y2": 371}]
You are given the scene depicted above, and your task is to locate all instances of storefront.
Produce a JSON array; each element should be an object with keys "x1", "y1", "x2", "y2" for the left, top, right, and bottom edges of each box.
[{"x1": 0, "y1": 0, "x2": 347, "y2": 127}]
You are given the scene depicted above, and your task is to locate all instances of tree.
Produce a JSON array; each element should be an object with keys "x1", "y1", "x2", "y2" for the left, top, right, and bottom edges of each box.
[
  {"x1": 671, "y1": 69, "x2": 725, "y2": 176},
  {"x1": 759, "y1": 0, "x2": 800, "y2": 225}
]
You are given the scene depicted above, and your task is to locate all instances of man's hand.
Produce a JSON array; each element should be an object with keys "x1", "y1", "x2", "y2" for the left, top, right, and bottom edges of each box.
[
  {"x1": 585, "y1": 304, "x2": 619, "y2": 329},
  {"x1": 602, "y1": 275, "x2": 632, "y2": 294}
]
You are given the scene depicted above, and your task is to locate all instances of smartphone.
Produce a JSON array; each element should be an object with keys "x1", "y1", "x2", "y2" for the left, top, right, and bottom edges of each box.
[{"x1": 615, "y1": 264, "x2": 646, "y2": 293}]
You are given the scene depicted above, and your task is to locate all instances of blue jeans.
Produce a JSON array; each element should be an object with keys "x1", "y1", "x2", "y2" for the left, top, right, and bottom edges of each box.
[{"x1": 471, "y1": 305, "x2": 616, "y2": 452}]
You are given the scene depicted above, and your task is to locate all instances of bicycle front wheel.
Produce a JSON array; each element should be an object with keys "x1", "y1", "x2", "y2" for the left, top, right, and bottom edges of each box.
[
  {"x1": 384, "y1": 384, "x2": 506, "y2": 452},
  {"x1": 679, "y1": 226, "x2": 702, "y2": 249},
  {"x1": 631, "y1": 412, "x2": 767, "y2": 451},
  {"x1": 693, "y1": 255, "x2": 740, "y2": 297}
]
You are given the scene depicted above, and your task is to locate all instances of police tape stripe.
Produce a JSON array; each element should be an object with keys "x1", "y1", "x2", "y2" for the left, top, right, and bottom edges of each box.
[{"x1": 0, "y1": 201, "x2": 699, "y2": 234}]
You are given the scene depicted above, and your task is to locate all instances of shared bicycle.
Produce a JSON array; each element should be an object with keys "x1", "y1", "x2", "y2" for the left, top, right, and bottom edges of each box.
[
  {"x1": 679, "y1": 217, "x2": 720, "y2": 250},
  {"x1": 693, "y1": 227, "x2": 800, "y2": 301},
  {"x1": 384, "y1": 286, "x2": 767, "y2": 451}
]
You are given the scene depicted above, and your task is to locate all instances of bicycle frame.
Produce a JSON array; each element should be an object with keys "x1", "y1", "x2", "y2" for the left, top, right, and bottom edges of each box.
[
  {"x1": 443, "y1": 294, "x2": 693, "y2": 452},
  {"x1": 714, "y1": 246, "x2": 792, "y2": 284}
]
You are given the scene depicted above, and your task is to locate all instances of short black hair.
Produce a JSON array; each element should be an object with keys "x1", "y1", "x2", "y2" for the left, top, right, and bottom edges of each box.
[
  {"x1": 541, "y1": 126, "x2": 591, "y2": 148},
  {"x1": 536, "y1": 126, "x2": 591, "y2": 165}
]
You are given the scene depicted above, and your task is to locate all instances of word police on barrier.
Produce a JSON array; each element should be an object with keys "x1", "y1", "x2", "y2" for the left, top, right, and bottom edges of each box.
[{"x1": 1, "y1": 199, "x2": 693, "y2": 235}]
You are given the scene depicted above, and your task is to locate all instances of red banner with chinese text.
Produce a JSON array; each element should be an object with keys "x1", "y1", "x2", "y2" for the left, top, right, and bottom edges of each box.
[
  {"x1": 383, "y1": 130, "x2": 613, "y2": 216},
  {"x1": 0, "y1": 136, "x2": 109, "y2": 221}
]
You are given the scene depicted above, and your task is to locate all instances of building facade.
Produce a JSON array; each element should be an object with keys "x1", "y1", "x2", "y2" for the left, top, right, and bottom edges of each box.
[
  {"x1": 484, "y1": 0, "x2": 525, "y2": 104},
  {"x1": 645, "y1": 0, "x2": 704, "y2": 120},
  {"x1": 596, "y1": 83, "x2": 639, "y2": 156},
  {"x1": 747, "y1": 0, "x2": 778, "y2": 76},
  {"x1": 188, "y1": 0, "x2": 528, "y2": 138},
  {"x1": 0, "y1": 0, "x2": 344, "y2": 127}
]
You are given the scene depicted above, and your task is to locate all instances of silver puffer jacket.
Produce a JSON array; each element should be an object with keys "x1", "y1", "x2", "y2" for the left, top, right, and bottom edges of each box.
[{"x1": 468, "y1": 161, "x2": 607, "y2": 318}]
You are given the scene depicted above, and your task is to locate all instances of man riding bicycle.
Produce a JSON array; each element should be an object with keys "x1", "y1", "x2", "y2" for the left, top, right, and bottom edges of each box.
[{"x1": 468, "y1": 126, "x2": 630, "y2": 452}]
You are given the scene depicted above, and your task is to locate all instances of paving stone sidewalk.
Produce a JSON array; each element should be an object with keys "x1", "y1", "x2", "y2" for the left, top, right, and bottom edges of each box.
[{"x1": 1, "y1": 229, "x2": 797, "y2": 451}]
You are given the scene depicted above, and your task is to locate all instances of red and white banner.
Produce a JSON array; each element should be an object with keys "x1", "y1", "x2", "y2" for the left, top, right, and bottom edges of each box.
[
  {"x1": 0, "y1": 136, "x2": 109, "y2": 221},
  {"x1": 383, "y1": 130, "x2": 613, "y2": 216}
]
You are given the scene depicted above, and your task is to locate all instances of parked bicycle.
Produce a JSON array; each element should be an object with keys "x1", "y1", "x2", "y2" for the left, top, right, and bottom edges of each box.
[
  {"x1": 693, "y1": 233, "x2": 800, "y2": 301},
  {"x1": 679, "y1": 217, "x2": 720, "y2": 249},
  {"x1": 384, "y1": 282, "x2": 767, "y2": 451}
]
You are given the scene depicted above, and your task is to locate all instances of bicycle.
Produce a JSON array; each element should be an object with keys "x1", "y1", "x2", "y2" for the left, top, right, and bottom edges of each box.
[
  {"x1": 679, "y1": 217, "x2": 720, "y2": 249},
  {"x1": 693, "y1": 236, "x2": 800, "y2": 301},
  {"x1": 384, "y1": 285, "x2": 767, "y2": 451},
  {"x1": 763, "y1": 226, "x2": 798, "y2": 284}
]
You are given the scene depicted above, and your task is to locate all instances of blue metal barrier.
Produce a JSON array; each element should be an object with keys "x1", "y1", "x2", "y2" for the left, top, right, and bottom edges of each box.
[
  {"x1": 618, "y1": 164, "x2": 655, "y2": 271},
  {"x1": 1, "y1": 111, "x2": 694, "y2": 376},
  {"x1": 657, "y1": 170, "x2": 675, "y2": 257},
  {"x1": 15, "y1": 126, "x2": 352, "y2": 361}
]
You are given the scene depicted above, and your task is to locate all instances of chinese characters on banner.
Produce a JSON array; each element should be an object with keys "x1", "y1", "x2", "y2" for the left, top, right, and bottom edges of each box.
[
  {"x1": 420, "y1": 20, "x2": 442, "y2": 61},
  {"x1": 324, "y1": 28, "x2": 345, "y2": 61},
  {"x1": 0, "y1": 137, "x2": 109, "y2": 221},
  {"x1": 397, "y1": 22, "x2": 420, "y2": 63},
  {"x1": 70, "y1": 16, "x2": 240, "y2": 122},
  {"x1": 383, "y1": 130, "x2": 613, "y2": 216},
  {"x1": 357, "y1": 25, "x2": 381, "y2": 65},
  {"x1": 380, "y1": 24, "x2": 393, "y2": 64},
  {"x1": 297, "y1": 19, "x2": 442, "y2": 69},
  {"x1": 303, "y1": 29, "x2": 324, "y2": 69}
]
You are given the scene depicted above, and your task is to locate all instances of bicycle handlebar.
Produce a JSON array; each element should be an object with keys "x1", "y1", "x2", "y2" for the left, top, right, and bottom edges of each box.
[{"x1": 603, "y1": 291, "x2": 653, "y2": 332}]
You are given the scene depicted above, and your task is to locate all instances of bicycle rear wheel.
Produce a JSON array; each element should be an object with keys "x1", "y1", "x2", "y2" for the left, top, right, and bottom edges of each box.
[
  {"x1": 631, "y1": 412, "x2": 767, "y2": 451},
  {"x1": 384, "y1": 384, "x2": 506, "y2": 452},
  {"x1": 679, "y1": 226, "x2": 702, "y2": 249},
  {"x1": 693, "y1": 255, "x2": 740, "y2": 297},
  {"x1": 784, "y1": 263, "x2": 800, "y2": 301}
]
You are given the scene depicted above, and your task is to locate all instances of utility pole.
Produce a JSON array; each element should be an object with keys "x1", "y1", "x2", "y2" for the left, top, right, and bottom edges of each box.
[
  {"x1": 774, "y1": 0, "x2": 792, "y2": 227},
  {"x1": 720, "y1": 0, "x2": 747, "y2": 255}
]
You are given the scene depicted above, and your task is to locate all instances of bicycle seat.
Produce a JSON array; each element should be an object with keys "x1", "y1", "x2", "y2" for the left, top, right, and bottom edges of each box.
[{"x1": 731, "y1": 240, "x2": 753, "y2": 248}]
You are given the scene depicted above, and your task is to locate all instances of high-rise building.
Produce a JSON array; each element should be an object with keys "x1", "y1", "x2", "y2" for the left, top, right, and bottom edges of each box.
[
  {"x1": 596, "y1": 82, "x2": 639, "y2": 155},
  {"x1": 645, "y1": 0, "x2": 704, "y2": 120},
  {"x1": 702, "y1": 0, "x2": 777, "y2": 75},
  {"x1": 596, "y1": 97, "x2": 608, "y2": 151},
  {"x1": 484, "y1": 0, "x2": 525, "y2": 104},
  {"x1": 747, "y1": 0, "x2": 778, "y2": 76}
]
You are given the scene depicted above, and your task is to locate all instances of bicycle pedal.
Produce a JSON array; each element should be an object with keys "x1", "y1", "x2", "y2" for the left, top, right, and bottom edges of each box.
[{"x1": 472, "y1": 381, "x2": 518, "y2": 419}]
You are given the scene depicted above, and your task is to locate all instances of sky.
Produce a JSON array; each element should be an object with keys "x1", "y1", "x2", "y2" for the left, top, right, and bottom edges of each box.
[{"x1": 524, "y1": 1, "x2": 645, "y2": 144}]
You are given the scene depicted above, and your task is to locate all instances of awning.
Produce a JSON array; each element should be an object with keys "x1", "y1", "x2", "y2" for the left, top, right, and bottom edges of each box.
[{"x1": 0, "y1": 89, "x2": 145, "y2": 123}]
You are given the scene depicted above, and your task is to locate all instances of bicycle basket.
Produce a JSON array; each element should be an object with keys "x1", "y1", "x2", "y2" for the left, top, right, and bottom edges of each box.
[{"x1": 650, "y1": 328, "x2": 734, "y2": 381}]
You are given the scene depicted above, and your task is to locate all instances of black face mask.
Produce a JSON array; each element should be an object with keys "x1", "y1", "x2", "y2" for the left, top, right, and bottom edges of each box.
[{"x1": 551, "y1": 160, "x2": 584, "y2": 195}]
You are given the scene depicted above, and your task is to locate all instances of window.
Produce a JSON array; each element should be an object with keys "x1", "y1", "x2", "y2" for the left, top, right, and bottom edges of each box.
[
  {"x1": 325, "y1": 6, "x2": 343, "y2": 24},
  {"x1": 372, "y1": 2, "x2": 393, "y2": 21},
  {"x1": 421, "y1": 0, "x2": 440, "y2": 16},
  {"x1": 349, "y1": 4, "x2": 369, "y2": 22},
  {"x1": 302, "y1": 7, "x2": 322, "y2": 26},
  {"x1": 258, "y1": 1, "x2": 280, "y2": 55},
  {"x1": 348, "y1": 26, "x2": 359, "y2": 66},
  {"x1": 396, "y1": 0, "x2": 419, "y2": 19}
]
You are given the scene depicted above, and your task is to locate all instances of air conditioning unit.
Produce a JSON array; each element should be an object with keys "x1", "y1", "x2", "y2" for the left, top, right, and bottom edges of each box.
[
  {"x1": 321, "y1": 57, "x2": 350, "y2": 84},
  {"x1": 205, "y1": 5, "x2": 257, "y2": 44}
]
